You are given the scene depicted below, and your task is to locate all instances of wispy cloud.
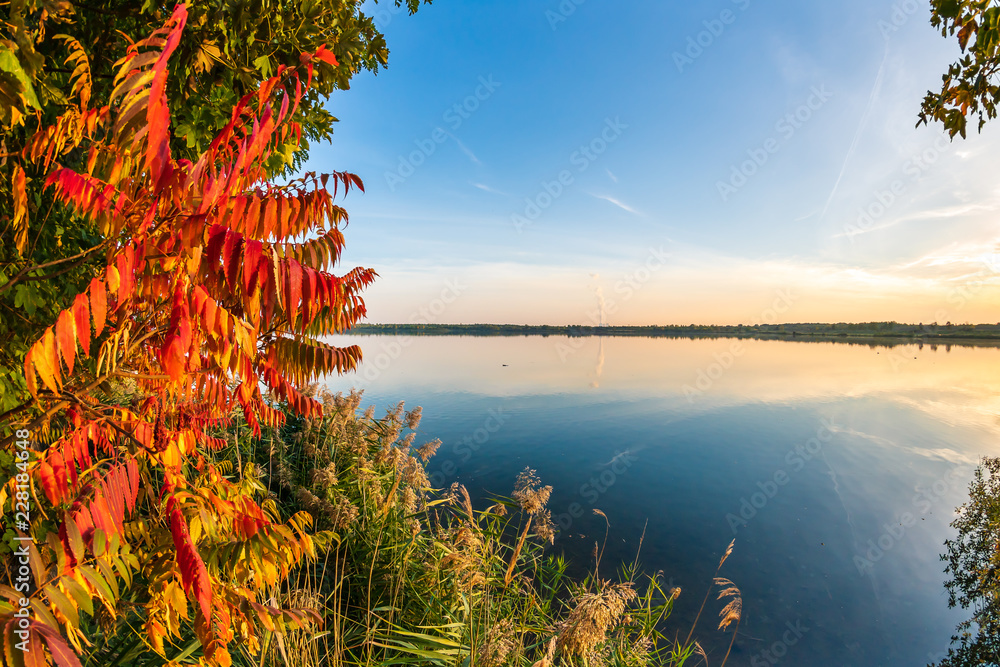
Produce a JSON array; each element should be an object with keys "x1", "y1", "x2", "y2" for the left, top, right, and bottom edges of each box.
[
  {"x1": 829, "y1": 203, "x2": 997, "y2": 239},
  {"x1": 820, "y1": 43, "x2": 889, "y2": 220},
  {"x1": 890, "y1": 240, "x2": 1000, "y2": 275},
  {"x1": 606, "y1": 169, "x2": 618, "y2": 183},
  {"x1": 453, "y1": 137, "x2": 481, "y2": 165},
  {"x1": 472, "y1": 182, "x2": 507, "y2": 195},
  {"x1": 591, "y1": 194, "x2": 639, "y2": 215}
]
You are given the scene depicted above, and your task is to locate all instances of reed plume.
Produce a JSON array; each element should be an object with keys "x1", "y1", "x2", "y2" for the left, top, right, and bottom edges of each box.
[
  {"x1": 716, "y1": 576, "x2": 743, "y2": 666},
  {"x1": 685, "y1": 539, "x2": 736, "y2": 647}
]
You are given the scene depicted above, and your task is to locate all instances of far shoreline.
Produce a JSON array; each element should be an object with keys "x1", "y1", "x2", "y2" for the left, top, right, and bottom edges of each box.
[{"x1": 339, "y1": 322, "x2": 1000, "y2": 348}]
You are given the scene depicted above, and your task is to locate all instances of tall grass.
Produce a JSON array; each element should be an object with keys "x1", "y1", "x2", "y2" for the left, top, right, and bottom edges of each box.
[{"x1": 211, "y1": 389, "x2": 742, "y2": 667}]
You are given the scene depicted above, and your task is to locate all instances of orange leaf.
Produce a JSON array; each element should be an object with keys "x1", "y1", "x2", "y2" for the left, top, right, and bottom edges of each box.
[
  {"x1": 33, "y1": 329, "x2": 61, "y2": 394},
  {"x1": 72, "y1": 293, "x2": 91, "y2": 356},
  {"x1": 56, "y1": 310, "x2": 77, "y2": 376},
  {"x1": 285, "y1": 260, "x2": 302, "y2": 325},
  {"x1": 300, "y1": 267, "x2": 316, "y2": 326},
  {"x1": 146, "y1": 5, "x2": 188, "y2": 184},
  {"x1": 23, "y1": 347, "x2": 38, "y2": 398},
  {"x1": 90, "y1": 494, "x2": 116, "y2": 537},
  {"x1": 116, "y1": 246, "x2": 134, "y2": 308},
  {"x1": 12, "y1": 164, "x2": 28, "y2": 255},
  {"x1": 38, "y1": 462, "x2": 62, "y2": 505},
  {"x1": 203, "y1": 295, "x2": 218, "y2": 334},
  {"x1": 105, "y1": 265, "x2": 120, "y2": 302},
  {"x1": 90, "y1": 279, "x2": 107, "y2": 336},
  {"x1": 314, "y1": 45, "x2": 339, "y2": 67}
]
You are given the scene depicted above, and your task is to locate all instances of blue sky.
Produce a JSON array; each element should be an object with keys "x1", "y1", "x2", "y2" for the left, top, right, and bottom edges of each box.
[{"x1": 304, "y1": 0, "x2": 1000, "y2": 325}]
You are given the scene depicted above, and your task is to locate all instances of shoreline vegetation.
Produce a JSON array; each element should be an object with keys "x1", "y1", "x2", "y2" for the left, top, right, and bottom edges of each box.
[
  {"x1": 343, "y1": 322, "x2": 1000, "y2": 347},
  {"x1": 227, "y1": 388, "x2": 738, "y2": 666}
]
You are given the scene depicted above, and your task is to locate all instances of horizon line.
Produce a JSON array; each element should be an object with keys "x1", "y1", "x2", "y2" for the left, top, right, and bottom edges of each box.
[{"x1": 351, "y1": 321, "x2": 1000, "y2": 328}]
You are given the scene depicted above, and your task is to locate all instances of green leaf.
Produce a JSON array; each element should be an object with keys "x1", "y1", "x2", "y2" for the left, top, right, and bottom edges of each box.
[
  {"x1": 61, "y1": 576, "x2": 94, "y2": 616},
  {"x1": 92, "y1": 528, "x2": 107, "y2": 557},
  {"x1": 936, "y1": 0, "x2": 963, "y2": 20},
  {"x1": 95, "y1": 558, "x2": 119, "y2": 599},
  {"x1": 253, "y1": 54, "x2": 271, "y2": 77},
  {"x1": 44, "y1": 584, "x2": 79, "y2": 628},
  {"x1": 64, "y1": 516, "x2": 84, "y2": 562},
  {"x1": 170, "y1": 638, "x2": 203, "y2": 662},
  {"x1": 80, "y1": 565, "x2": 115, "y2": 604},
  {"x1": 0, "y1": 44, "x2": 41, "y2": 109}
]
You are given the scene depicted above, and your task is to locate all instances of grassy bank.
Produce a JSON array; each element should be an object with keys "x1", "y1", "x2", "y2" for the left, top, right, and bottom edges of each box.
[{"x1": 207, "y1": 389, "x2": 742, "y2": 667}]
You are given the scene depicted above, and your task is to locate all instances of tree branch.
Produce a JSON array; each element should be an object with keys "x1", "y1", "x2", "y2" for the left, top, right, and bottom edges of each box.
[{"x1": 0, "y1": 240, "x2": 108, "y2": 296}]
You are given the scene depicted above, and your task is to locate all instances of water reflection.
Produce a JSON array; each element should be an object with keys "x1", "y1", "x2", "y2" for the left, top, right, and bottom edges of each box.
[{"x1": 325, "y1": 335, "x2": 1000, "y2": 666}]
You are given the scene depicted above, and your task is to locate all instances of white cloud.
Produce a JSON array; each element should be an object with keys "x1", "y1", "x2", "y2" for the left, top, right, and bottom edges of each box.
[
  {"x1": 453, "y1": 138, "x2": 481, "y2": 165},
  {"x1": 472, "y1": 182, "x2": 507, "y2": 195},
  {"x1": 590, "y1": 194, "x2": 639, "y2": 215}
]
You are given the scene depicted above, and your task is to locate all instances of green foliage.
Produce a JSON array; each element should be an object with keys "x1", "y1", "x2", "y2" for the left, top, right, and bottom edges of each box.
[
  {"x1": 1, "y1": 0, "x2": 430, "y2": 155},
  {"x1": 0, "y1": 0, "x2": 429, "y2": 419},
  {"x1": 932, "y1": 457, "x2": 1000, "y2": 667},
  {"x1": 920, "y1": 0, "x2": 1000, "y2": 137}
]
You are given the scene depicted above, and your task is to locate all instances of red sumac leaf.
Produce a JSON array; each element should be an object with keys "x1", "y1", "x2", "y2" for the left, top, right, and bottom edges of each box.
[
  {"x1": 223, "y1": 230, "x2": 243, "y2": 291},
  {"x1": 32, "y1": 622, "x2": 84, "y2": 667},
  {"x1": 167, "y1": 497, "x2": 212, "y2": 621}
]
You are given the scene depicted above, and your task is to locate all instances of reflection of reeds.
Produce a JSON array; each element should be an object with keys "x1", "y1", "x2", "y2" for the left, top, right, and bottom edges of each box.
[{"x1": 216, "y1": 388, "x2": 741, "y2": 667}]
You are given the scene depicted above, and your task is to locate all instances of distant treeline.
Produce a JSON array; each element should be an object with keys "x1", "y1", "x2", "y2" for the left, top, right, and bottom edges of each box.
[{"x1": 342, "y1": 322, "x2": 1000, "y2": 347}]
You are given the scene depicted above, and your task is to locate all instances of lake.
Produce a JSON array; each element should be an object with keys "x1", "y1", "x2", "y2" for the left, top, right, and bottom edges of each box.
[{"x1": 325, "y1": 334, "x2": 1000, "y2": 666}]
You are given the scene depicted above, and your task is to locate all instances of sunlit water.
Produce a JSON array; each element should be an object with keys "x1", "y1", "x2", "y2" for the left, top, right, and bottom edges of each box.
[{"x1": 324, "y1": 334, "x2": 1000, "y2": 667}]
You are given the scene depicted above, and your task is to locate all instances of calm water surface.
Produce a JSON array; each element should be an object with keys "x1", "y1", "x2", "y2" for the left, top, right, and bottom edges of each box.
[{"x1": 325, "y1": 335, "x2": 1000, "y2": 667}]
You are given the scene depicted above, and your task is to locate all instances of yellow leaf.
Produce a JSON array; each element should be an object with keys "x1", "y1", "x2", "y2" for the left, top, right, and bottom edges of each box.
[
  {"x1": 33, "y1": 329, "x2": 61, "y2": 394},
  {"x1": 161, "y1": 441, "x2": 182, "y2": 468}
]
